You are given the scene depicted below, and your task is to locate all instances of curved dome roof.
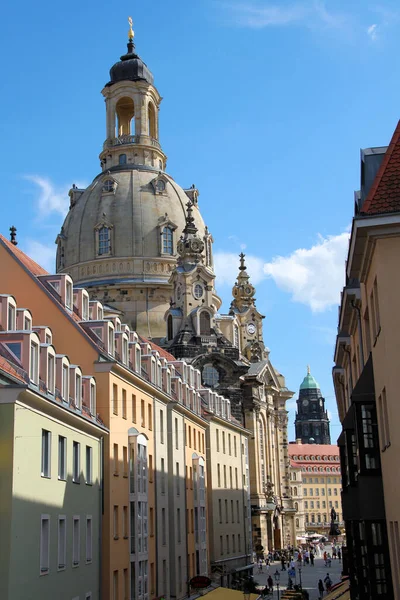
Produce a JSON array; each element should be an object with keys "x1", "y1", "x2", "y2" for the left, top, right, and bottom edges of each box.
[
  {"x1": 59, "y1": 167, "x2": 206, "y2": 285},
  {"x1": 300, "y1": 372, "x2": 320, "y2": 391},
  {"x1": 107, "y1": 44, "x2": 154, "y2": 87}
]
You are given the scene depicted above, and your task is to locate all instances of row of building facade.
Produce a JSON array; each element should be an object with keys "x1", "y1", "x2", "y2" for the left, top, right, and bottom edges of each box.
[{"x1": 333, "y1": 122, "x2": 400, "y2": 599}]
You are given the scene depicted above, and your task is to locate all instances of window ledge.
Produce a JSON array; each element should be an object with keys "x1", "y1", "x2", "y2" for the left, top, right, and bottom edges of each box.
[
  {"x1": 72, "y1": 562, "x2": 80, "y2": 568},
  {"x1": 123, "y1": 474, "x2": 128, "y2": 479},
  {"x1": 114, "y1": 535, "x2": 119, "y2": 540},
  {"x1": 72, "y1": 480, "x2": 81, "y2": 485},
  {"x1": 58, "y1": 476, "x2": 66, "y2": 482},
  {"x1": 57, "y1": 565, "x2": 66, "y2": 571},
  {"x1": 85, "y1": 482, "x2": 93, "y2": 486},
  {"x1": 123, "y1": 535, "x2": 129, "y2": 540},
  {"x1": 113, "y1": 473, "x2": 119, "y2": 477},
  {"x1": 86, "y1": 560, "x2": 93, "y2": 565},
  {"x1": 41, "y1": 474, "x2": 51, "y2": 479},
  {"x1": 40, "y1": 569, "x2": 49, "y2": 576}
]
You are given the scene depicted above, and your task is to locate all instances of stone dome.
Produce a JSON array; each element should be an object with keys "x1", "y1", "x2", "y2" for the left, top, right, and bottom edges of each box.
[{"x1": 59, "y1": 167, "x2": 206, "y2": 287}]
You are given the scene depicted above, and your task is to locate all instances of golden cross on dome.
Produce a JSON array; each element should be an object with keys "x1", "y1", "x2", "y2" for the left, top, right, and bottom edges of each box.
[{"x1": 128, "y1": 16, "x2": 134, "y2": 41}]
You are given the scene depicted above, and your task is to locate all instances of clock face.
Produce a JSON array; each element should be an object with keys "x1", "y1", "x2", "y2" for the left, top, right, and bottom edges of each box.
[
  {"x1": 302, "y1": 399, "x2": 309, "y2": 407},
  {"x1": 247, "y1": 323, "x2": 256, "y2": 335}
]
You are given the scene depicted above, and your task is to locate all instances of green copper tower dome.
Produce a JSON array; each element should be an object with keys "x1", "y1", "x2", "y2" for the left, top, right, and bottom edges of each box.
[
  {"x1": 294, "y1": 366, "x2": 331, "y2": 444},
  {"x1": 299, "y1": 366, "x2": 320, "y2": 390}
]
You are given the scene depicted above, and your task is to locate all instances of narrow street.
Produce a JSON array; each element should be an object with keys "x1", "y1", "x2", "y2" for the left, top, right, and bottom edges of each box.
[{"x1": 253, "y1": 546, "x2": 343, "y2": 599}]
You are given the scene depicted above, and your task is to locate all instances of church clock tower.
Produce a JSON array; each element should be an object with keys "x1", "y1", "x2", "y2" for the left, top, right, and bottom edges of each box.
[{"x1": 294, "y1": 367, "x2": 331, "y2": 444}]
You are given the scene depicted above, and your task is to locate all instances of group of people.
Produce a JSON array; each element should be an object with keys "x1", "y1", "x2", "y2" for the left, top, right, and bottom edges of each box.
[{"x1": 318, "y1": 573, "x2": 333, "y2": 598}]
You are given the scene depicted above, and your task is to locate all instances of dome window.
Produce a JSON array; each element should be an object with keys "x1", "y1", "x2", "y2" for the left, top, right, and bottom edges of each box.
[
  {"x1": 151, "y1": 174, "x2": 168, "y2": 195},
  {"x1": 193, "y1": 284, "x2": 204, "y2": 299},
  {"x1": 94, "y1": 220, "x2": 114, "y2": 257},
  {"x1": 102, "y1": 179, "x2": 116, "y2": 194},
  {"x1": 119, "y1": 154, "x2": 127, "y2": 165},
  {"x1": 199, "y1": 311, "x2": 211, "y2": 336},
  {"x1": 157, "y1": 180, "x2": 166, "y2": 192},
  {"x1": 162, "y1": 227, "x2": 173, "y2": 255}
]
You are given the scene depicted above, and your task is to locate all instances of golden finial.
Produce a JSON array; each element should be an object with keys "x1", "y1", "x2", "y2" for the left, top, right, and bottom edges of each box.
[
  {"x1": 128, "y1": 16, "x2": 134, "y2": 41},
  {"x1": 307, "y1": 365, "x2": 310, "y2": 375}
]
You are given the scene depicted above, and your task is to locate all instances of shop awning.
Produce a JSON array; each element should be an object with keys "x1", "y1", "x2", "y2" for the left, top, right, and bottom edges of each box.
[
  {"x1": 324, "y1": 579, "x2": 350, "y2": 600},
  {"x1": 202, "y1": 588, "x2": 259, "y2": 600}
]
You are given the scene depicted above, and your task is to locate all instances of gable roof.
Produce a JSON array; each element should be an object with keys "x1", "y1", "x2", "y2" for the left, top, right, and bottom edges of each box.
[
  {"x1": 361, "y1": 120, "x2": 400, "y2": 215},
  {"x1": 0, "y1": 235, "x2": 49, "y2": 276}
]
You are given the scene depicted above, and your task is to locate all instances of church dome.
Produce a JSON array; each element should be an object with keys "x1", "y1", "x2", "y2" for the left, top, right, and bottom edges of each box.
[
  {"x1": 300, "y1": 371, "x2": 320, "y2": 391},
  {"x1": 59, "y1": 169, "x2": 206, "y2": 285}
]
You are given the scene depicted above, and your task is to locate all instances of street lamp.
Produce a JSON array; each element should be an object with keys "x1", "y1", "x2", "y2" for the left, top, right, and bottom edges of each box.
[
  {"x1": 298, "y1": 566, "x2": 302, "y2": 590},
  {"x1": 274, "y1": 570, "x2": 280, "y2": 600}
]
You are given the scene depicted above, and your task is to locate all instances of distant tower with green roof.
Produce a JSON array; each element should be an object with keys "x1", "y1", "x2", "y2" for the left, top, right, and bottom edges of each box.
[{"x1": 294, "y1": 366, "x2": 331, "y2": 444}]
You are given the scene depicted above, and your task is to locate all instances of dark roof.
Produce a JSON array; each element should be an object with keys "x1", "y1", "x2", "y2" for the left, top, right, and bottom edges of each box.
[
  {"x1": 361, "y1": 120, "x2": 400, "y2": 215},
  {"x1": 106, "y1": 42, "x2": 154, "y2": 87}
]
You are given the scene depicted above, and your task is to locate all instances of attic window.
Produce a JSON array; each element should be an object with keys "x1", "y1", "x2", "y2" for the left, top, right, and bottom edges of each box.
[
  {"x1": 156, "y1": 180, "x2": 166, "y2": 192},
  {"x1": 102, "y1": 179, "x2": 116, "y2": 194}
]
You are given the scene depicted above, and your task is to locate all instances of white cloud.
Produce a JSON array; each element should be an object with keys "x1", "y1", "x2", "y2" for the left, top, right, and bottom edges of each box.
[
  {"x1": 264, "y1": 232, "x2": 350, "y2": 311},
  {"x1": 214, "y1": 230, "x2": 350, "y2": 312},
  {"x1": 224, "y1": 0, "x2": 347, "y2": 31},
  {"x1": 23, "y1": 240, "x2": 56, "y2": 273},
  {"x1": 367, "y1": 23, "x2": 378, "y2": 41},
  {"x1": 214, "y1": 251, "x2": 266, "y2": 286},
  {"x1": 25, "y1": 175, "x2": 87, "y2": 218}
]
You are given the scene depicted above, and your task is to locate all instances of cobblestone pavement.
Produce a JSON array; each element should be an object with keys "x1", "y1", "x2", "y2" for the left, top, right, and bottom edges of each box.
[{"x1": 252, "y1": 546, "x2": 344, "y2": 600}]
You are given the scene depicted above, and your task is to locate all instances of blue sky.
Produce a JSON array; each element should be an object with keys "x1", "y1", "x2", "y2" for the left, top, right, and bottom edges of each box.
[{"x1": 1, "y1": 0, "x2": 400, "y2": 441}]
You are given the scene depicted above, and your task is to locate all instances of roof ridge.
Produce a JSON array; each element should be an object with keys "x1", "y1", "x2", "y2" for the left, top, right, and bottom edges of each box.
[
  {"x1": 361, "y1": 120, "x2": 400, "y2": 215},
  {"x1": 0, "y1": 234, "x2": 49, "y2": 276}
]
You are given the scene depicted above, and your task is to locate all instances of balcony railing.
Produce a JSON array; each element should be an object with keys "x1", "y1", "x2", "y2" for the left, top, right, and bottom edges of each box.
[{"x1": 105, "y1": 135, "x2": 161, "y2": 149}]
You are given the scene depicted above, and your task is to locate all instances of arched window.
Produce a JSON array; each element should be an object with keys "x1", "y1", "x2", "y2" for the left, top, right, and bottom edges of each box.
[
  {"x1": 200, "y1": 311, "x2": 211, "y2": 336},
  {"x1": 148, "y1": 102, "x2": 156, "y2": 138},
  {"x1": 293, "y1": 472, "x2": 296, "y2": 481},
  {"x1": 167, "y1": 315, "x2": 173, "y2": 341},
  {"x1": 98, "y1": 226, "x2": 111, "y2": 255},
  {"x1": 119, "y1": 154, "x2": 127, "y2": 165},
  {"x1": 162, "y1": 227, "x2": 173, "y2": 254},
  {"x1": 294, "y1": 487, "x2": 297, "y2": 496},
  {"x1": 294, "y1": 502, "x2": 299, "y2": 511},
  {"x1": 202, "y1": 364, "x2": 219, "y2": 388},
  {"x1": 296, "y1": 518, "x2": 299, "y2": 528},
  {"x1": 116, "y1": 97, "x2": 135, "y2": 136}
]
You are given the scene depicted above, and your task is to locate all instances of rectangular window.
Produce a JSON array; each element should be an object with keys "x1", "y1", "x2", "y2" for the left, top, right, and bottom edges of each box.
[
  {"x1": 216, "y1": 428, "x2": 219, "y2": 452},
  {"x1": 113, "y1": 443, "x2": 119, "y2": 475},
  {"x1": 220, "y1": 535, "x2": 223, "y2": 555},
  {"x1": 48, "y1": 354, "x2": 55, "y2": 393},
  {"x1": 237, "y1": 500, "x2": 240, "y2": 523},
  {"x1": 122, "y1": 389, "x2": 127, "y2": 419},
  {"x1": 175, "y1": 418, "x2": 179, "y2": 449},
  {"x1": 114, "y1": 506, "x2": 119, "y2": 539},
  {"x1": 161, "y1": 457, "x2": 166, "y2": 494},
  {"x1": 123, "y1": 446, "x2": 128, "y2": 477},
  {"x1": 226, "y1": 534, "x2": 230, "y2": 554},
  {"x1": 30, "y1": 342, "x2": 38, "y2": 384},
  {"x1": 123, "y1": 569, "x2": 128, "y2": 600},
  {"x1": 189, "y1": 425, "x2": 192, "y2": 448},
  {"x1": 160, "y1": 410, "x2": 164, "y2": 443},
  {"x1": 62, "y1": 364, "x2": 68, "y2": 400},
  {"x1": 378, "y1": 387, "x2": 391, "y2": 450},
  {"x1": 150, "y1": 507, "x2": 154, "y2": 537},
  {"x1": 217, "y1": 463, "x2": 221, "y2": 487},
  {"x1": 232, "y1": 533, "x2": 236, "y2": 553},
  {"x1": 123, "y1": 506, "x2": 128, "y2": 538},
  {"x1": 141, "y1": 400, "x2": 145, "y2": 427},
  {"x1": 73, "y1": 516, "x2": 80, "y2": 566},
  {"x1": 41, "y1": 430, "x2": 51, "y2": 478},
  {"x1": 113, "y1": 384, "x2": 118, "y2": 415},
  {"x1": 86, "y1": 446, "x2": 93, "y2": 484},
  {"x1": 235, "y1": 467, "x2": 238, "y2": 489},
  {"x1": 73, "y1": 441, "x2": 80, "y2": 483},
  {"x1": 230, "y1": 466, "x2": 233, "y2": 488},
  {"x1": 86, "y1": 516, "x2": 92, "y2": 563},
  {"x1": 8, "y1": 302, "x2": 16, "y2": 330},
  {"x1": 176, "y1": 462, "x2": 180, "y2": 495},
  {"x1": 234, "y1": 436, "x2": 237, "y2": 457},
  {"x1": 132, "y1": 394, "x2": 136, "y2": 423},
  {"x1": 148, "y1": 404, "x2": 152, "y2": 430},
  {"x1": 162, "y1": 508, "x2": 166, "y2": 545},
  {"x1": 66, "y1": 281, "x2": 73, "y2": 309},
  {"x1": 222, "y1": 431, "x2": 226, "y2": 453},
  {"x1": 58, "y1": 436, "x2": 66, "y2": 480},
  {"x1": 225, "y1": 499, "x2": 228, "y2": 523},
  {"x1": 58, "y1": 516, "x2": 66, "y2": 570},
  {"x1": 228, "y1": 433, "x2": 231, "y2": 455},
  {"x1": 219, "y1": 499, "x2": 222, "y2": 523},
  {"x1": 224, "y1": 465, "x2": 227, "y2": 488},
  {"x1": 75, "y1": 373, "x2": 82, "y2": 409},
  {"x1": 40, "y1": 515, "x2": 50, "y2": 574},
  {"x1": 113, "y1": 570, "x2": 119, "y2": 600},
  {"x1": 193, "y1": 428, "x2": 197, "y2": 450},
  {"x1": 231, "y1": 499, "x2": 234, "y2": 522}
]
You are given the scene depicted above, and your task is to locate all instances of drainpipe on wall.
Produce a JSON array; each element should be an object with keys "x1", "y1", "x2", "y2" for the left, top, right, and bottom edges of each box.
[{"x1": 99, "y1": 435, "x2": 104, "y2": 600}]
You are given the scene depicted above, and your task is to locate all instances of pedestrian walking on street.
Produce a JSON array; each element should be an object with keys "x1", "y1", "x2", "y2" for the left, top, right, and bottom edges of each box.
[
  {"x1": 324, "y1": 573, "x2": 332, "y2": 592},
  {"x1": 267, "y1": 575, "x2": 273, "y2": 593},
  {"x1": 310, "y1": 551, "x2": 314, "y2": 566},
  {"x1": 338, "y1": 548, "x2": 342, "y2": 562},
  {"x1": 281, "y1": 556, "x2": 286, "y2": 571},
  {"x1": 318, "y1": 579, "x2": 324, "y2": 599}
]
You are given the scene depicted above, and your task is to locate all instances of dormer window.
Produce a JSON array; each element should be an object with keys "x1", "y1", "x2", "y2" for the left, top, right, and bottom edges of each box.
[
  {"x1": 24, "y1": 316, "x2": 32, "y2": 330},
  {"x1": 90, "y1": 382, "x2": 96, "y2": 414},
  {"x1": 62, "y1": 364, "x2": 69, "y2": 401},
  {"x1": 102, "y1": 179, "x2": 116, "y2": 194},
  {"x1": 135, "y1": 347, "x2": 141, "y2": 373},
  {"x1": 8, "y1": 303, "x2": 16, "y2": 330},
  {"x1": 98, "y1": 226, "x2": 112, "y2": 256},
  {"x1": 108, "y1": 327, "x2": 115, "y2": 357},
  {"x1": 156, "y1": 180, "x2": 165, "y2": 192},
  {"x1": 30, "y1": 342, "x2": 39, "y2": 384},
  {"x1": 66, "y1": 281, "x2": 73, "y2": 310},
  {"x1": 122, "y1": 337, "x2": 128, "y2": 365},
  {"x1": 82, "y1": 295, "x2": 89, "y2": 321},
  {"x1": 47, "y1": 354, "x2": 55, "y2": 394},
  {"x1": 75, "y1": 373, "x2": 82, "y2": 410},
  {"x1": 162, "y1": 227, "x2": 173, "y2": 255}
]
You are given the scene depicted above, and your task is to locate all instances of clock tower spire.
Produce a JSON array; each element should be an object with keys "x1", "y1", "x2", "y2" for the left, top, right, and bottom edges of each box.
[{"x1": 294, "y1": 367, "x2": 331, "y2": 444}]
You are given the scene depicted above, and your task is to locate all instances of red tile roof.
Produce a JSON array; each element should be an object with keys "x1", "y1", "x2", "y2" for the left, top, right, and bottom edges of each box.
[
  {"x1": 288, "y1": 443, "x2": 339, "y2": 457},
  {"x1": 362, "y1": 120, "x2": 400, "y2": 215},
  {"x1": 0, "y1": 354, "x2": 26, "y2": 383},
  {"x1": 141, "y1": 336, "x2": 176, "y2": 362},
  {"x1": 0, "y1": 234, "x2": 49, "y2": 276}
]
